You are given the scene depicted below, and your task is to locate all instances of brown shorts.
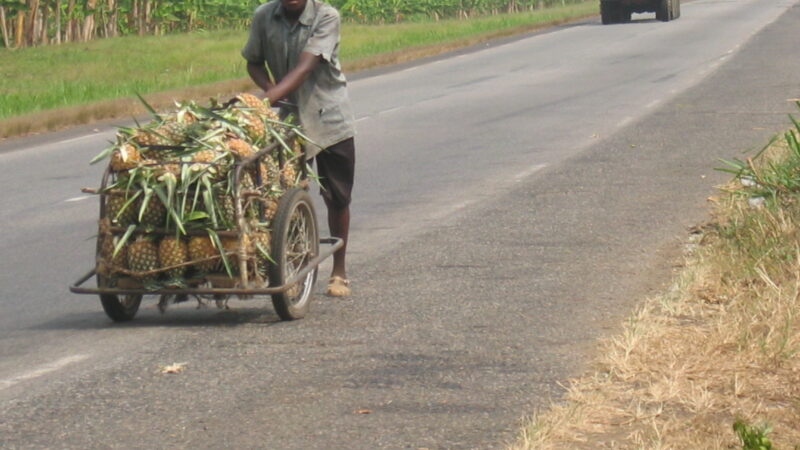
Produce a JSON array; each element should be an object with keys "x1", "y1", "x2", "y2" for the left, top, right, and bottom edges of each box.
[{"x1": 314, "y1": 137, "x2": 355, "y2": 209}]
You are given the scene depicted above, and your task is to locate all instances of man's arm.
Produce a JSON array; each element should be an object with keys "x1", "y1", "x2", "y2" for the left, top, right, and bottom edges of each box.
[
  {"x1": 246, "y1": 62, "x2": 275, "y2": 94},
  {"x1": 263, "y1": 52, "x2": 322, "y2": 105}
]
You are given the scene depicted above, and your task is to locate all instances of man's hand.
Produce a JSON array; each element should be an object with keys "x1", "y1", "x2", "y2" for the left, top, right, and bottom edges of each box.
[
  {"x1": 246, "y1": 62, "x2": 275, "y2": 95},
  {"x1": 264, "y1": 52, "x2": 322, "y2": 106}
]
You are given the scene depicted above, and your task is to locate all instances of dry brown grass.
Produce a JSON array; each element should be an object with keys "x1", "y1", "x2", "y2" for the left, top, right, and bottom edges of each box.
[{"x1": 512, "y1": 138, "x2": 800, "y2": 449}]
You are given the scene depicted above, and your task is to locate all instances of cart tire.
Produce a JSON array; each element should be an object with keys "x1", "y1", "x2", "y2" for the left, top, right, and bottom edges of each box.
[
  {"x1": 268, "y1": 188, "x2": 319, "y2": 321},
  {"x1": 96, "y1": 186, "x2": 141, "y2": 322},
  {"x1": 98, "y1": 276, "x2": 142, "y2": 322}
]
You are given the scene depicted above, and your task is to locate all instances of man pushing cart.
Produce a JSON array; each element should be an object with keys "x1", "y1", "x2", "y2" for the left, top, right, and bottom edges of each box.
[{"x1": 242, "y1": 0, "x2": 356, "y2": 298}]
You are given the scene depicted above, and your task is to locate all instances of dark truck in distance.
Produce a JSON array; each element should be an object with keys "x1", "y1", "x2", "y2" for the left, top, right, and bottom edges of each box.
[{"x1": 601, "y1": 0, "x2": 680, "y2": 24}]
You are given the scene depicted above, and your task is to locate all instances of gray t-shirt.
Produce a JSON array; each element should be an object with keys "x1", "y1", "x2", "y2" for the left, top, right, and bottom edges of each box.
[{"x1": 242, "y1": 0, "x2": 355, "y2": 157}]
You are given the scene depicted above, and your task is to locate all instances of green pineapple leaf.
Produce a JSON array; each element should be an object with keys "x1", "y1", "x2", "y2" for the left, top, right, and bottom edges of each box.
[
  {"x1": 135, "y1": 92, "x2": 162, "y2": 122},
  {"x1": 255, "y1": 240, "x2": 275, "y2": 264},
  {"x1": 201, "y1": 177, "x2": 219, "y2": 229},
  {"x1": 116, "y1": 190, "x2": 142, "y2": 222},
  {"x1": 152, "y1": 184, "x2": 186, "y2": 235},
  {"x1": 112, "y1": 224, "x2": 137, "y2": 259},
  {"x1": 184, "y1": 211, "x2": 210, "y2": 221},
  {"x1": 206, "y1": 229, "x2": 233, "y2": 278},
  {"x1": 90, "y1": 144, "x2": 117, "y2": 165}
]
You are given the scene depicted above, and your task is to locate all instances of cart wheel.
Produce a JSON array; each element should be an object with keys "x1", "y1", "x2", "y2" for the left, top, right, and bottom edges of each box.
[
  {"x1": 268, "y1": 188, "x2": 319, "y2": 321},
  {"x1": 97, "y1": 276, "x2": 142, "y2": 322}
]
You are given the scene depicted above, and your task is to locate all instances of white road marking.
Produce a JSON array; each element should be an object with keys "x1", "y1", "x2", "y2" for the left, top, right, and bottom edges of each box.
[
  {"x1": 646, "y1": 100, "x2": 660, "y2": 109},
  {"x1": 12, "y1": 132, "x2": 105, "y2": 154},
  {"x1": 355, "y1": 116, "x2": 370, "y2": 123},
  {"x1": 64, "y1": 196, "x2": 91, "y2": 203},
  {"x1": 378, "y1": 106, "x2": 404, "y2": 115},
  {"x1": 55, "y1": 134, "x2": 100, "y2": 147},
  {"x1": 514, "y1": 164, "x2": 548, "y2": 181},
  {"x1": 618, "y1": 116, "x2": 634, "y2": 128},
  {"x1": 0, "y1": 354, "x2": 90, "y2": 390}
]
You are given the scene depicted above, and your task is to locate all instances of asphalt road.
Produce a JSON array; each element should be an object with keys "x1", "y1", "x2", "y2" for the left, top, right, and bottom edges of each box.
[{"x1": 1, "y1": 0, "x2": 799, "y2": 447}]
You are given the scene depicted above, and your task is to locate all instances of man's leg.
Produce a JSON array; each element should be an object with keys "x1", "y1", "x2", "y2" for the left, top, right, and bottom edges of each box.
[
  {"x1": 314, "y1": 137, "x2": 355, "y2": 296},
  {"x1": 325, "y1": 200, "x2": 349, "y2": 280}
]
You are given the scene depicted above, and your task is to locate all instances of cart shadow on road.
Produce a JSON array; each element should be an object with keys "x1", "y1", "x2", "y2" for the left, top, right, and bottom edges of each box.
[{"x1": 26, "y1": 303, "x2": 287, "y2": 331}]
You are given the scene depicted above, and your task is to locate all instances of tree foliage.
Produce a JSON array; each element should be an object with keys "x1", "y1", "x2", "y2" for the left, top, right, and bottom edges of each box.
[{"x1": 0, "y1": 0, "x2": 584, "y2": 48}]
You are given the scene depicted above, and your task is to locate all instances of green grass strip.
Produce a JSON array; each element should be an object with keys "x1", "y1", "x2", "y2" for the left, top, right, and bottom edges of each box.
[{"x1": 0, "y1": 1, "x2": 596, "y2": 120}]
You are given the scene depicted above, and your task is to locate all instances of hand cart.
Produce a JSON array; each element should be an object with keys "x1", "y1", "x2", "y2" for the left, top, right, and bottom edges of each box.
[{"x1": 70, "y1": 127, "x2": 342, "y2": 322}]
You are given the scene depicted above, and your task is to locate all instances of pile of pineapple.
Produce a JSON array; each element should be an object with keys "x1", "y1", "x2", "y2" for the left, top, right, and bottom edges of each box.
[{"x1": 93, "y1": 93, "x2": 309, "y2": 290}]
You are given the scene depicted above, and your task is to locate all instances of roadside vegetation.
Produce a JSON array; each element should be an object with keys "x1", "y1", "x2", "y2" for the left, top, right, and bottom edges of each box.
[
  {"x1": 1, "y1": 0, "x2": 587, "y2": 50},
  {"x1": 512, "y1": 110, "x2": 800, "y2": 448},
  {"x1": 0, "y1": 1, "x2": 595, "y2": 138}
]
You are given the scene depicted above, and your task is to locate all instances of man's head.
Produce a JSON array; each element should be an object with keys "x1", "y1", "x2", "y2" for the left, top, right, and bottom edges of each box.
[{"x1": 281, "y1": 0, "x2": 307, "y2": 15}]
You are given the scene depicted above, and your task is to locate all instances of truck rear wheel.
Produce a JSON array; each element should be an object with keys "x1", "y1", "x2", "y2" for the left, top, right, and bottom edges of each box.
[
  {"x1": 601, "y1": 1, "x2": 623, "y2": 24},
  {"x1": 656, "y1": 0, "x2": 673, "y2": 21}
]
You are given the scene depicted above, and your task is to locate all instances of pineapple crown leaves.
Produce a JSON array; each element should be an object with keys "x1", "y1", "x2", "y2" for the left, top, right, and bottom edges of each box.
[
  {"x1": 201, "y1": 179, "x2": 219, "y2": 229},
  {"x1": 287, "y1": 127, "x2": 316, "y2": 149},
  {"x1": 105, "y1": 189, "x2": 142, "y2": 223},
  {"x1": 112, "y1": 224, "x2": 138, "y2": 259},
  {"x1": 151, "y1": 183, "x2": 187, "y2": 235},
  {"x1": 91, "y1": 142, "x2": 118, "y2": 165},
  {"x1": 191, "y1": 105, "x2": 248, "y2": 138},
  {"x1": 157, "y1": 172, "x2": 179, "y2": 229},
  {"x1": 254, "y1": 243, "x2": 274, "y2": 265},
  {"x1": 254, "y1": 240, "x2": 275, "y2": 265},
  {"x1": 206, "y1": 229, "x2": 233, "y2": 278},
  {"x1": 137, "y1": 184, "x2": 157, "y2": 223},
  {"x1": 304, "y1": 162, "x2": 322, "y2": 185},
  {"x1": 135, "y1": 92, "x2": 163, "y2": 122},
  {"x1": 122, "y1": 167, "x2": 145, "y2": 192},
  {"x1": 269, "y1": 129, "x2": 295, "y2": 158},
  {"x1": 162, "y1": 278, "x2": 188, "y2": 290}
]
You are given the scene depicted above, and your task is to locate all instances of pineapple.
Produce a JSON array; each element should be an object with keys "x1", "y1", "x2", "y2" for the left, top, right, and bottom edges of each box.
[
  {"x1": 189, "y1": 148, "x2": 222, "y2": 177},
  {"x1": 139, "y1": 196, "x2": 166, "y2": 228},
  {"x1": 292, "y1": 138, "x2": 303, "y2": 156},
  {"x1": 99, "y1": 233, "x2": 128, "y2": 275},
  {"x1": 159, "y1": 121, "x2": 188, "y2": 144},
  {"x1": 252, "y1": 230, "x2": 271, "y2": 280},
  {"x1": 106, "y1": 194, "x2": 138, "y2": 227},
  {"x1": 176, "y1": 103, "x2": 200, "y2": 125},
  {"x1": 236, "y1": 93, "x2": 271, "y2": 118},
  {"x1": 133, "y1": 127, "x2": 171, "y2": 147},
  {"x1": 134, "y1": 125, "x2": 177, "y2": 160},
  {"x1": 281, "y1": 163, "x2": 298, "y2": 187},
  {"x1": 240, "y1": 171, "x2": 256, "y2": 190},
  {"x1": 154, "y1": 162, "x2": 182, "y2": 179},
  {"x1": 217, "y1": 194, "x2": 237, "y2": 228},
  {"x1": 188, "y1": 236, "x2": 218, "y2": 273},
  {"x1": 265, "y1": 108, "x2": 280, "y2": 123},
  {"x1": 158, "y1": 236, "x2": 188, "y2": 280},
  {"x1": 192, "y1": 148, "x2": 219, "y2": 164},
  {"x1": 259, "y1": 157, "x2": 280, "y2": 187},
  {"x1": 127, "y1": 236, "x2": 159, "y2": 281},
  {"x1": 220, "y1": 236, "x2": 248, "y2": 273},
  {"x1": 238, "y1": 113, "x2": 267, "y2": 143},
  {"x1": 110, "y1": 144, "x2": 142, "y2": 172},
  {"x1": 264, "y1": 197, "x2": 279, "y2": 222},
  {"x1": 226, "y1": 138, "x2": 255, "y2": 159}
]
